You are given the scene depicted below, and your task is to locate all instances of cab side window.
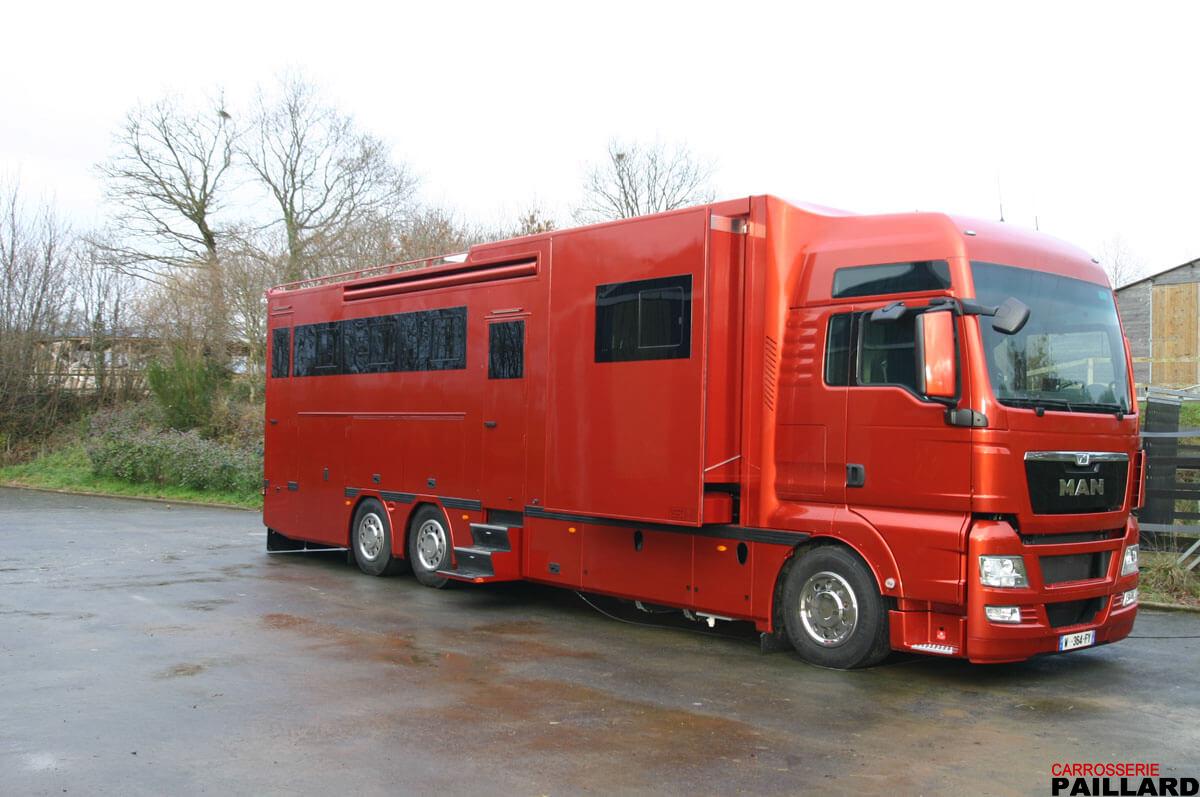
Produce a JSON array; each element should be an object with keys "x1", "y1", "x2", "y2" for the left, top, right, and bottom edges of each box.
[
  {"x1": 858, "y1": 313, "x2": 918, "y2": 391},
  {"x1": 823, "y1": 311, "x2": 920, "y2": 393}
]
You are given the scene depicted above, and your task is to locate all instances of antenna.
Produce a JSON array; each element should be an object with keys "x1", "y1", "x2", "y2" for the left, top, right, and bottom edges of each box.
[
  {"x1": 1034, "y1": 215, "x2": 1039, "y2": 231},
  {"x1": 996, "y1": 174, "x2": 1005, "y2": 222}
]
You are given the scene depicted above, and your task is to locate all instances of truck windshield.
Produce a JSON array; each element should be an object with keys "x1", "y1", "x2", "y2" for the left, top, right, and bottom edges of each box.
[{"x1": 971, "y1": 261, "x2": 1131, "y2": 414}]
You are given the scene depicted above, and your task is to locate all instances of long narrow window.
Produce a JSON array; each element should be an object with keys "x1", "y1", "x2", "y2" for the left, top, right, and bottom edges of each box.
[
  {"x1": 832, "y1": 261, "x2": 951, "y2": 299},
  {"x1": 824, "y1": 314, "x2": 853, "y2": 386},
  {"x1": 292, "y1": 306, "x2": 467, "y2": 377},
  {"x1": 270, "y1": 327, "x2": 291, "y2": 378},
  {"x1": 595, "y1": 274, "x2": 692, "y2": 362}
]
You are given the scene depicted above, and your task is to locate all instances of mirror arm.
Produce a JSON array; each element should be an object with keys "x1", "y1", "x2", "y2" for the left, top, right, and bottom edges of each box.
[{"x1": 930, "y1": 296, "x2": 998, "y2": 318}]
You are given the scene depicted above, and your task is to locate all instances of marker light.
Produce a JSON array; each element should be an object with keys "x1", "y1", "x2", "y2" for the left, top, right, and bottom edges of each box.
[
  {"x1": 1121, "y1": 544, "x2": 1139, "y2": 576},
  {"x1": 978, "y1": 555, "x2": 1029, "y2": 588},
  {"x1": 985, "y1": 605, "x2": 1022, "y2": 624}
]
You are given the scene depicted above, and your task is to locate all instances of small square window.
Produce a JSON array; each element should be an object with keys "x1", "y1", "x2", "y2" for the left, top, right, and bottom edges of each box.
[{"x1": 596, "y1": 274, "x2": 692, "y2": 363}]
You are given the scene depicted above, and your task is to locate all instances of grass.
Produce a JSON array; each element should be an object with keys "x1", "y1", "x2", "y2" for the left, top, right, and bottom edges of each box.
[
  {"x1": 1139, "y1": 550, "x2": 1200, "y2": 609},
  {"x1": 0, "y1": 443, "x2": 261, "y2": 510},
  {"x1": 1138, "y1": 399, "x2": 1200, "y2": 430}
]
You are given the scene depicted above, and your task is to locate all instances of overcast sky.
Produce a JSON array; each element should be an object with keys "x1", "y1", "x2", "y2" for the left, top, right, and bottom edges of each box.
[{"x1": 3, "y1": 1, "x2": 1197, "y2": 272}]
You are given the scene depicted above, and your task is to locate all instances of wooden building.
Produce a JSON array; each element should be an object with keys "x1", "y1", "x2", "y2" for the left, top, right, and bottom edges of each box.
[{"x1": 1116, "y1": 257, "x2": 1200, "y2": 389}]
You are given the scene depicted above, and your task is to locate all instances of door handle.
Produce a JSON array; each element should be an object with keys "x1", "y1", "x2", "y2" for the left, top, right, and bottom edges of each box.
[
  {"x1": 269, "y1": 418, "x2": 278, "y2": 425},
  {"x1": 483, "y1": 420, "x2": 498, "y2": 428},
  {"x1": 846, "y1": 464, "x2": 866, "y2": 488}
]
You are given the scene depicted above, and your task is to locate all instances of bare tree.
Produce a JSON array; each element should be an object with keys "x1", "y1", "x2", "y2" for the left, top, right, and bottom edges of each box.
[
  {"x1": 73, "y1": 237, "x2": 139, "y2": 401},
  {"x1": 402, "y1": 206, "x2": 491, "y2": 261},
  {"x1": 1097, "y1": 234, "x2": 1145, "y2": 289},
  {"x1": 506, "y1": 205, "x2": 557, "y2": 238},
  {"x1": 0, "y1": 180, "x2": 78, "y2": 447},
  {"x1": 573, "y1": 139, "x2": 715, "y2": 224},
  {"x1": 96, "y1": 95, "x2": 235, "y2": 357},
  {"x1": 243, "y1": 74, "x2": 418, "y2": 282}
]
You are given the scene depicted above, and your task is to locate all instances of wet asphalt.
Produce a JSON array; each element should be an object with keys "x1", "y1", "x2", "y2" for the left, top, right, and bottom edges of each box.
[{"x1": 0, "y1": 487, "x2": 1197, "y2": 796}]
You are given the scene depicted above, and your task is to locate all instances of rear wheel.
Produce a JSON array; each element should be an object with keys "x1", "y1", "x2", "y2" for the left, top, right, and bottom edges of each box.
[
  {"x1": 408, "y1": 505, "x2": 451, "y2": 588},
  {"x1": 352, "y1": 499, "x2": 405, "y2": 577},
  {"x1": 781, "y1": 545, "x2": 890, "y2": 669}
]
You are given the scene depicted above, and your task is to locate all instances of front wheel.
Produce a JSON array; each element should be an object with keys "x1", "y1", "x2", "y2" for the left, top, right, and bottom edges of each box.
[{"x1": 781, "y1": 545, "x2": 890, "y2": 669}]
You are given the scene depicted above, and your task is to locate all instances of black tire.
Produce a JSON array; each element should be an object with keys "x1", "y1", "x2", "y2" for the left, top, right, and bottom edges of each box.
[
  {"x1": 351, "y1": 499, "x2": 406, "y2": 577},
  {"x1": 407, "y1": 504, "x2": 452, "y2": 588},
  {"x1": 780, "y1": 545, "x2": 890, "y2": 669}
]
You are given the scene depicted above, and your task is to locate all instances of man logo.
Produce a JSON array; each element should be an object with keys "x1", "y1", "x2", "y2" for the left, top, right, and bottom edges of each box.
[{"x1": 1060, "y1": 478, "x2": 1104, "y2": 497}]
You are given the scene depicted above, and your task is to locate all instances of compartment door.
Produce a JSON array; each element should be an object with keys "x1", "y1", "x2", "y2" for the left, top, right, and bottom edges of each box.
[{"x1": 480, "y1": 316, "x2": 529, "y2": 510}]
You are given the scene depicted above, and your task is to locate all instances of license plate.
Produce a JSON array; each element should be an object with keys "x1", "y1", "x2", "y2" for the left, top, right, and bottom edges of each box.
[{"x1": 1059, "y1": 630, "x2": 1095, "y2": 651}]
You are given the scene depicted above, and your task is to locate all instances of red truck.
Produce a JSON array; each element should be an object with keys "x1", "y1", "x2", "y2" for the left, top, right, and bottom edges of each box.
[{"x1": 262, "y1": 195, "x2": 1143, "y2": 668}]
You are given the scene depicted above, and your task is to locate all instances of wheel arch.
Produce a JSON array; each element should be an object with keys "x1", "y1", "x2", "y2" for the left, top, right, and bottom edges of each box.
[
  {"x1": 346, "y1": 494, "x2": 422, "y2": 559},
  {"x1": 769, "y1": 534, "x2": 895, "y2": 636}
]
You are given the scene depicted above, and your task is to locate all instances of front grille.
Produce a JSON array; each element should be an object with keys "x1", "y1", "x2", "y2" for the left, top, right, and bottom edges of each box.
[
  {"x1": 1025, "y1": 453, "x2": 1127, "y2": 514},
  {"x1": 1045, "y1": 597, "x2": 1106, "y2": 629},
  {"x1": 1041, "y1": 552, "x2": 1111, "y2": 584}
]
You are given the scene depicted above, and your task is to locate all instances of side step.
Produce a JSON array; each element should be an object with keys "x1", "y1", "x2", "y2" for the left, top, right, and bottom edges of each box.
[{"x1": 435, "y1": 522, "x2": 521, "y2": 583}]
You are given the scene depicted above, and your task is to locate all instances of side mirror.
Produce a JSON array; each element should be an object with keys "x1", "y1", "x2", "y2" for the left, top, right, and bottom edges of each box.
[
  {"x1": 992, "y1": 297, "x2": 1030, "y2": 335},
  {"x1": 916, "y1": 310, "x2": 957, "y2": 399}
]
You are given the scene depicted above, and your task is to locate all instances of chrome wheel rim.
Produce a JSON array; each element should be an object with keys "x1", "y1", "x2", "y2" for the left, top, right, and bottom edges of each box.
[
  {"x1": 415, "y1": 519, "x2": 447, "y2": 571},
  {"x1": 799, "y1": 570, "x2": 859, "y2": 647},
  {"x1": 357, "y1": 512, "x2": 386, "y2": 562}
]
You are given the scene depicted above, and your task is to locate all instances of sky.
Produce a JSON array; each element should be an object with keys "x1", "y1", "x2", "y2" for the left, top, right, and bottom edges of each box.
[{"x1": 2, "y1": 0, "x2": 1198, "y2": 273}]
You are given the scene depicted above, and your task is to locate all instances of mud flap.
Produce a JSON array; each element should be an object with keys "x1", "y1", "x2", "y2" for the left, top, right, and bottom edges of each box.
[{"x1": 266, "y1": 528, "x2": 341, "y2": 553}]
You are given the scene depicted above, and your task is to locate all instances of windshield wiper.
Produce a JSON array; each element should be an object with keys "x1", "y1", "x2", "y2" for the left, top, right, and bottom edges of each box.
[
  {"x1": 1000, "y1": 397, "x2": 1074, "y2": 412},
  {"x1": 1000, "y1": 397, "x2": 1127, "y2": 416}
]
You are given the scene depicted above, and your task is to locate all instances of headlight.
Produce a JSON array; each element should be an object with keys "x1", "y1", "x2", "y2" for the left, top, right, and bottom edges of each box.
[
  {"x1": 979, "y1": 555, "x2": 1029, "y2": 588},
  {"x1": 1119, "y1": 588, "x2": 1138, "y2": 607},
  {"x1": 1121, "y1": 544, "x2": 1139, "y2": 576}
]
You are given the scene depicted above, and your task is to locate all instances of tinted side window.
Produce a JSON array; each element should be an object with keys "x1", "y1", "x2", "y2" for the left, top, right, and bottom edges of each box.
[
  {"x1": 293, "y1": 324, "x2": 317, "y2": 377},
  {"x1": 430, "y1": 308, "x2": 467, "y2": 369},
  {"x1": 342, "y1": 317, "x2": 370, "y2": 374},
  {"x1": 368, "y1": 317, "x2": 396, "y2": 368},
  {"x1": 271, "y1": 327, "x2": 291, "y2": 378},
  {"x1": 291, "y1": 306, "x2": 467, "y2": 377},
  {"x1": 858, "y1": 313, "x2": 917, "y2": 391},
  {"x1": 488, "y1": 320, "x2": 524, "y2": 379},
  {"x1": 824, "y1": 314, "x2": 853, "y2": 386},
  {"x1": 833, "y1": 261, "x2": 951, "y2": 299},
  {"x1": 595, "y1": 274, "x2": 692, "y2": 362},
  {"x1": 315, "y1": 322, "x2": 340, "y2": 373}
]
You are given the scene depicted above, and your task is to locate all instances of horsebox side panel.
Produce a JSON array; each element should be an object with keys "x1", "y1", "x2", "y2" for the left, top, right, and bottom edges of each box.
[{"x1": 543, "y1": 210, "x2": 708, "y2": 526}]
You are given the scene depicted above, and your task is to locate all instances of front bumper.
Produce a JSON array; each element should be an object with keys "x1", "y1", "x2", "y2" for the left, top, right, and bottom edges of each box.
[{"x1": 964, "y1": 517, "x2": 1139, "y2": 663}]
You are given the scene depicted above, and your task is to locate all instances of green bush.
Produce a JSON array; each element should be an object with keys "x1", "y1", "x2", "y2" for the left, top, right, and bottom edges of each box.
[
  {"x1": 146, "y1": 348, "x2": 227, "y2": 432},
  {"x1": 85, "y1": 401, "x2": 260, "y2": 495}
]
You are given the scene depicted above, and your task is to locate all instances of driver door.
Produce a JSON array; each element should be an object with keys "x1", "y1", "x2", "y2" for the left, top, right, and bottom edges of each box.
[{"x1": 843, "y1": 302, "x2": 972, "y2": 604}]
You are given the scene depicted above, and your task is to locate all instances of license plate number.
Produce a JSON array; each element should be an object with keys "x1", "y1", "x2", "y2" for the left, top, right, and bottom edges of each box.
[{"x1": 1059, "y1": 630, "x2": 1095, "y2": 651}]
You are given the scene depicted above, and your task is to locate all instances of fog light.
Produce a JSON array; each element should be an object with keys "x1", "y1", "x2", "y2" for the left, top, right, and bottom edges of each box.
[
  {"x1": 1120, "y1": 588, "x2": 1138, "y2": 607},
  {"x1": 979, "y1": 555, "x2": 1029, "y2": 588},
  {"x1": 985, "y1": 605, "x2": 1022, "y2": 624},
  {"x1": 1121, "y1": 544, "x2": 1139, "y2": 576}
]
